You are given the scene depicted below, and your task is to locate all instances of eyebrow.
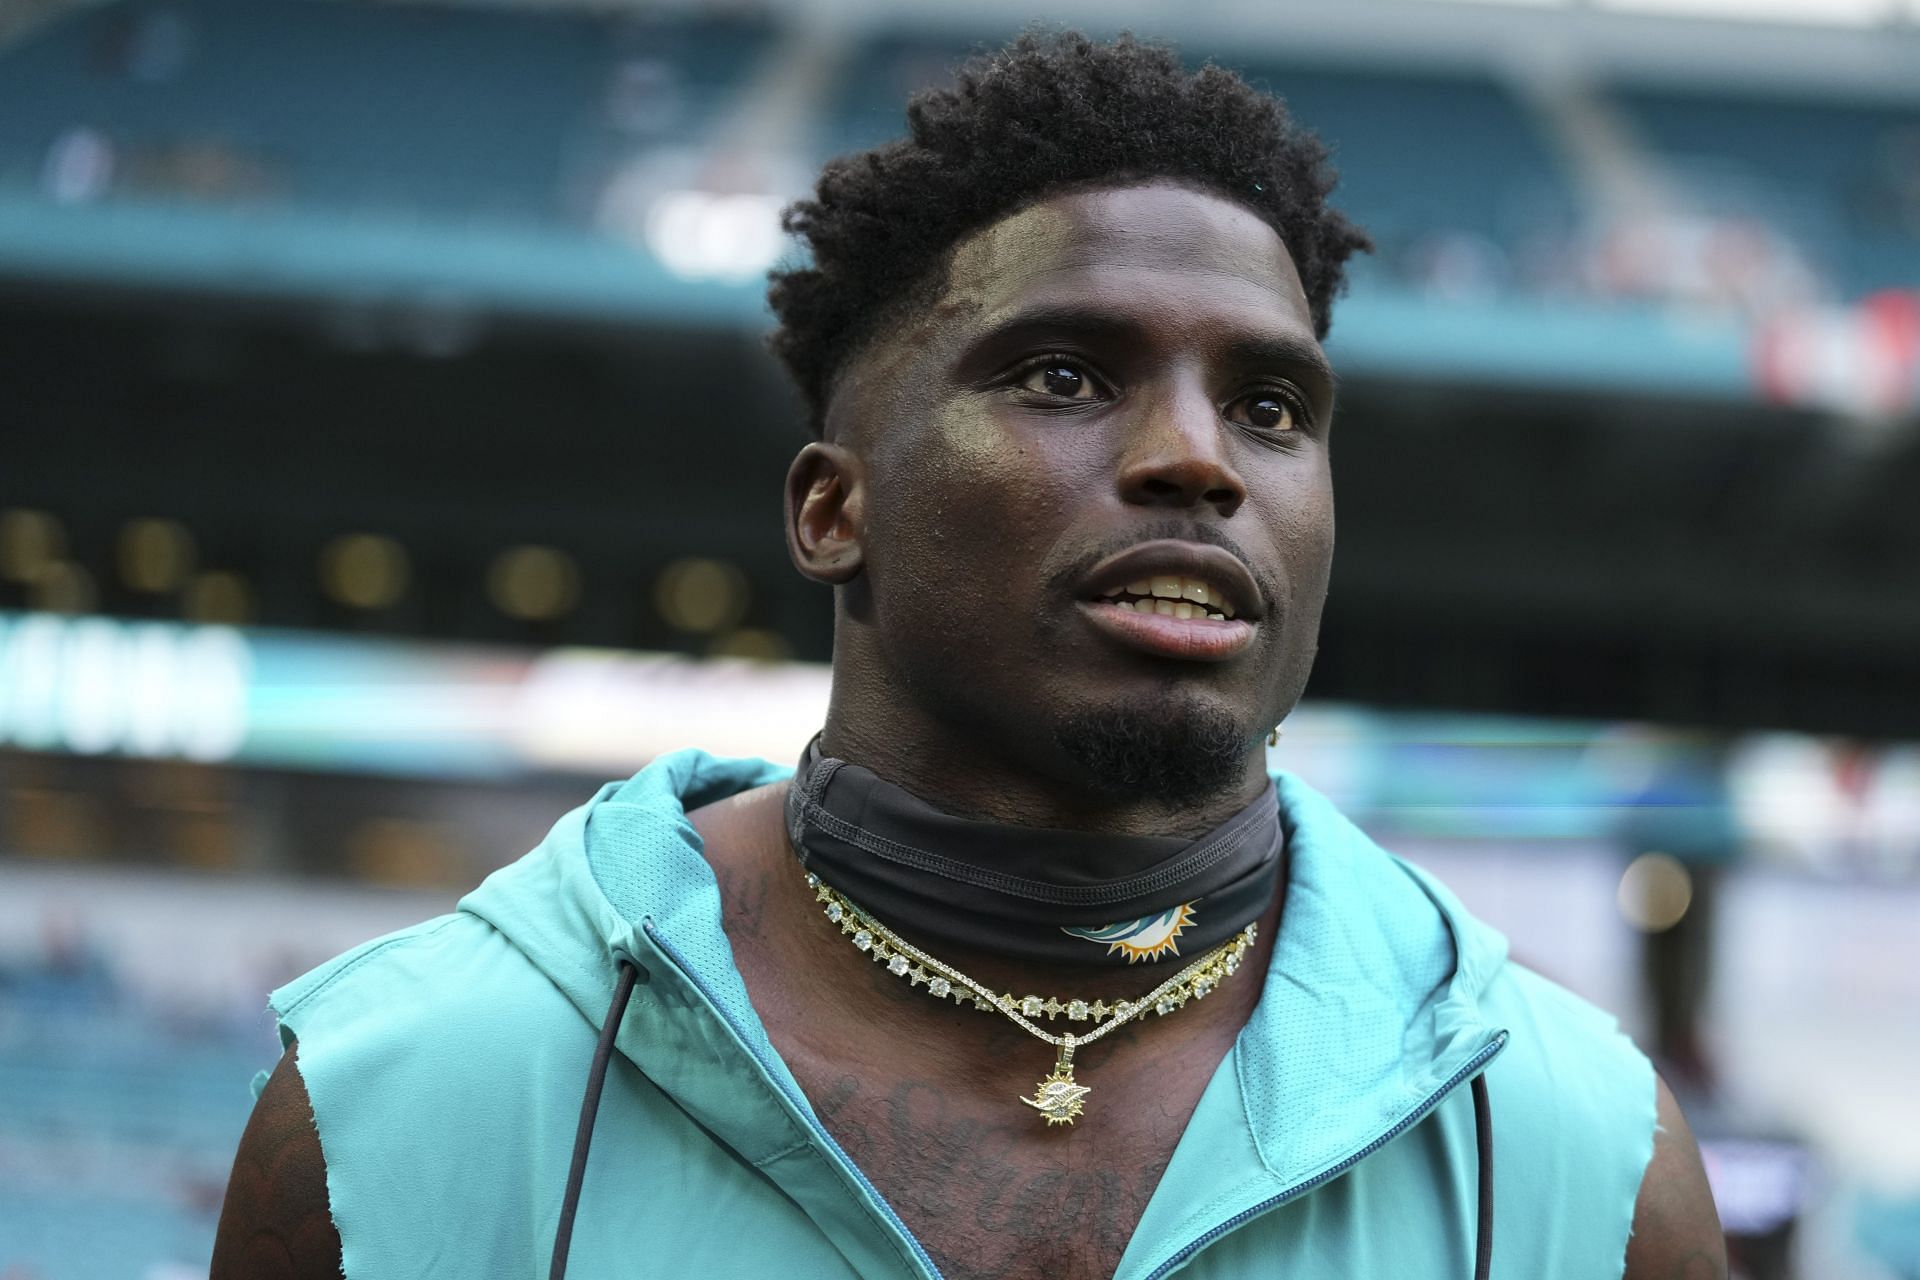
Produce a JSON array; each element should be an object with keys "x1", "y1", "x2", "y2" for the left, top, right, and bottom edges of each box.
[
  {"x1": 959, "y1": 303, "x2": 1337, "y2": 391},
  {"x1": 1224, "y1": 334, "x2": 1338, "y2": 395}
]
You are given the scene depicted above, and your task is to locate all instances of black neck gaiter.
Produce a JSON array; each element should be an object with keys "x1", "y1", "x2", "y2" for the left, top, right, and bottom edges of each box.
[{"x1": 784, "y1": 737, "x2": 1283, "y2": 967}]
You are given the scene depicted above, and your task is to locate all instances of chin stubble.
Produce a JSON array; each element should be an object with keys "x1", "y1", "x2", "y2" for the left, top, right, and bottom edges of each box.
[{"x1": 1051, "y1": 701, "x2": 1253, "y2": 809}]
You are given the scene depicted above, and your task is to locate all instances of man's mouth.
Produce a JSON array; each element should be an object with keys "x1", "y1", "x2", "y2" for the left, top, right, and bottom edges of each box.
[
  {"x1": 1093, "y1": 575, "x2": 1237, "y2": 621},
  {"x1": 1074, "y1": 539, "x2": 1264, "y2": 660}
]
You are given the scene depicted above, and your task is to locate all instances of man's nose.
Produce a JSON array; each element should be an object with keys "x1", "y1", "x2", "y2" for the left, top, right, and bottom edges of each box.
[{"x1": 1114, "y1": 380, "x2": 1247, "y2": 518}]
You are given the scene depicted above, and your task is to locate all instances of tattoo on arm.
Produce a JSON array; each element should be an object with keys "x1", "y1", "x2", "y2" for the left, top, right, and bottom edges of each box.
[{"x1": 210, "y1": 1043, "x2": 345, "y2": 1280}]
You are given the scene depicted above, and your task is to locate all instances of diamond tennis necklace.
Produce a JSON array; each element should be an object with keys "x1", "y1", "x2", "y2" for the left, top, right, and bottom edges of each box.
[{"x1": 805, "y1": 871, "x2": 1256, "y2": 1126}]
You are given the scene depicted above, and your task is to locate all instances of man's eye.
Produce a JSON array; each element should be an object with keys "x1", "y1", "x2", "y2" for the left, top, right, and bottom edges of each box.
[
  {"x1": 1226, "y1": 391, "x2": 1302, "y2": 432},
  {"x1": 1019, "y1": 361, "x2": 1101, "y2": 400}
]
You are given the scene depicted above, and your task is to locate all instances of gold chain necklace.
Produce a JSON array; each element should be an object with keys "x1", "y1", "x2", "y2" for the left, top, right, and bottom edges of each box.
[{"x1": 805, "y1": 871, "x2": 1256, "y2": 1127}]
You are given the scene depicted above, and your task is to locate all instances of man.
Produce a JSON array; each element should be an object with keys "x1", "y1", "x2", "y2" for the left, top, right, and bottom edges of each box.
[{"x1": 213, "y1": 33, "x2": 1723, "y2": 1279}]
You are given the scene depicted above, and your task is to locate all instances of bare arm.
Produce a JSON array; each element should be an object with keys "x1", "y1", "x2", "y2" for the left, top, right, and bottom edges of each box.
[
  {"x1": 1623, "y1": 1074, "x2": 1726, "y2": 1280},
  {"x1": 210, "y1": 1041, "x2": 345, "y2": 1280}
]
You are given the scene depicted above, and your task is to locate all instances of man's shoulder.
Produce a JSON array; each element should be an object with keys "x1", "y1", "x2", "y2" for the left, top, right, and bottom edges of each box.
[
  {"x1": 1480, "y1": 957, "x2": 1658, "y2": 1158},
  {"x1": 270, "y1": 908, "x2": 587, "y2": 1071},
  {"x1": 1368, "y1": 837, "x2": 1652, "y2": 1114},
  {"x1": 1377, "y1": 841, "x2": 1657, "y2": 1151},
  {"x1": 273, "y1": 912, "x2": 486, "y2": 1023},
  {"x1": 263, "y1": 907, "x2": 606, "y2": 1191},
  {"x1": 271, "y1": 912, "x2": 468, "y2": 1015},
  {"x1": 1482, "y1": 951, "x2": 1651, "y2": 1059}
]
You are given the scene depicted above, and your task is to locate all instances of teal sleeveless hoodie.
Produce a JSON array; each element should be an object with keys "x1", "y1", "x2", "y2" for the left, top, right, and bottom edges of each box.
[{"x1": 263, "y1": 750, "x2": 1655, "y2": 1278}]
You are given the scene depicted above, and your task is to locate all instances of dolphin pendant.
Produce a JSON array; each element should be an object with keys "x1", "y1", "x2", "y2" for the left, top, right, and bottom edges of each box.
[{"x1": 1020, "y1": 1037, "x2": 1091, "y2": 1126}]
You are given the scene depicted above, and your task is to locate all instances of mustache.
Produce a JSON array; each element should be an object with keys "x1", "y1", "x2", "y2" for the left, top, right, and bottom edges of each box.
[{"x1": 1046, "y1": 520, "x2": 1274, "y2": 609}]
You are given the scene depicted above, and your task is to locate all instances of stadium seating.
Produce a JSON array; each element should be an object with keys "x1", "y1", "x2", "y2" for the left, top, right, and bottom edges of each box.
[
  {"x1": 0, "y1": 986, "x2": 264, "y2": 1277},
  {"x1": 1613, "y1": 83, "x2": 1920, "y2": 300},
  {"x1": 0, "y1": 0, "x2": 774, "y2": 225}
]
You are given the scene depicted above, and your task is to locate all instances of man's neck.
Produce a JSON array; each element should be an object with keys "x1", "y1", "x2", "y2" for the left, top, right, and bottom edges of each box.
[
  {"x1": 817, "y1": 698, "x2": 1270, "y2": 840},
  {"x1": 693, "y1": 774, "x2": 1287, "y2": 1012}
]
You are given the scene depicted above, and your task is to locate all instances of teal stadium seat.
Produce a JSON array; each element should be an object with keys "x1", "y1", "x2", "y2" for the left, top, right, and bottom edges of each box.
[
  {"x1": 0, "y1": 0, "x2": 775, "y2": 227},
  {"x1": 1613, "y1": 84, "x2": 1920, "y2": 299}
]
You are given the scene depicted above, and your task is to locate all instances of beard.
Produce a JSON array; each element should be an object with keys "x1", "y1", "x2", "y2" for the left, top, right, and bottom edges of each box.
[{"x1": 1051, "y1": 696, "x2": 1254, "y2": 810}]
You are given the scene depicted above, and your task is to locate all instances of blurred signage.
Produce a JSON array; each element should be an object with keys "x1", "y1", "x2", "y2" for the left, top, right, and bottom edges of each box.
[
  {"x1": 0, "y1": 612, "x2": 249, "y2": 761},
  {"x1": 0, "y1": 609, "x2": 829, "y2": 779},
  {"x1": 1, "y1": 610, "x2": 1917, "y2": 869}
]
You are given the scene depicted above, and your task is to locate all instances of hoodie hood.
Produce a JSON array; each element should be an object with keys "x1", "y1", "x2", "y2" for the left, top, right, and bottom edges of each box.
[
  {"x1": 457, "y1": 749, "x2": 1511, "y2": 1279},
  {"x1": 1244, "y1": 772, "x2": 1509, "y2": 1185},
  {"x1": 458, "y1": 752, "x2": 817, "y2": 1160}
]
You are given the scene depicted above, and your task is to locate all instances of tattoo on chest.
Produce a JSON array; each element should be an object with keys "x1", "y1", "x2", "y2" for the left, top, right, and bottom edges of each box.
[
  {"x1": 716, "y1": 863, "x2": 773, "y2": 942},
  {"x1": 812, "y1": 1073, "x2": 1169, "y2": 1280}
]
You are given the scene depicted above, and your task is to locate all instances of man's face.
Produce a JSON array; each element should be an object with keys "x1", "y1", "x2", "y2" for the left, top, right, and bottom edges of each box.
[{"x1": 822, "y1": 181, "x2": 1336, "y2": 802}]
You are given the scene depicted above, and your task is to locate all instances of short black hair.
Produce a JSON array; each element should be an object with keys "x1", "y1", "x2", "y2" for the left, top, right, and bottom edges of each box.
[{"x1": 768, "y1": 30, "x2": 1371, "y2": 432}]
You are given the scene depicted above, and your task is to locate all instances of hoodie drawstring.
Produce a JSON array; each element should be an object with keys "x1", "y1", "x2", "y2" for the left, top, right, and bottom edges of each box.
[
  {"x1": 1472, "y1": 1072, "x2": 1495, "y2": 1280},
  {"x1": 550, "y1": 957, "x2": 641, "y2": 1280},
  {"x1": 550, "y1": 959, "x2": 1497, "y2": 1280}
]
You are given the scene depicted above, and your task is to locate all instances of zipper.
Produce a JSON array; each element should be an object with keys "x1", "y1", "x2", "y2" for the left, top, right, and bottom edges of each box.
[
  {"x1": 644, "y1": 922, "x2": 946, "y2": 1280},
  {"x1": 648, "y1": 919, "x2": 1503, "y2": 1280},
  {"x1": 1139, "y1": 1031, "x2": 1509, "y2": 1280}
]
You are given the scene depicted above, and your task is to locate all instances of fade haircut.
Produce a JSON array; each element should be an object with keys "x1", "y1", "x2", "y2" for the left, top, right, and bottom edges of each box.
[{"x1": 767, "y1": 30, "x2": 1372, "y2": 433}]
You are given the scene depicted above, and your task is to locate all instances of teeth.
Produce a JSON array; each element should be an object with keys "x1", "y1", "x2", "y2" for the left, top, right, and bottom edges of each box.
[
  {"x1": 1104, "y1": 574, "x2": 1241, "y2": 620},
  {"x1": 1149, "y1": 576, "x2": 1230, "y2": 609}
]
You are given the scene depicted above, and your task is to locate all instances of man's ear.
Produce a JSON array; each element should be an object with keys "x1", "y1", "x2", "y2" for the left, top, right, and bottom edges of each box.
[{"x1": 785, "y1": 441, "x2": 865, "y2": 584}]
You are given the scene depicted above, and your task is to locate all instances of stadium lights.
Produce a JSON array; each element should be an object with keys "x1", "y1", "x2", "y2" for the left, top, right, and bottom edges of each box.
[
  {"x1": 644, "y1": 190, "x2": 788, "y2": 284},
  {"x1": 708, "y1": 627, "x2": 792, "y2": 663},
  {"x1": 184, "y1": 570, "x2": 255, "y2": 626},
  {"x1": 27, "y1": 561, "x2": 95, "y2": 614},
  {"x1": 117, "y1": 517, "x2": 196, "y2": 594},
  {"x1": 319, "y1": 534, "x2": 410, "y2": 610},
  {"x1": 0, "y1": 508, "x2": 65, "y2": 583},
  {"x1": 487, "y1": 545, "x2": 582, "y2": 623},
  {"x1": 653, "y1": 556, "x2": 750, "y2": 633},
  {"x1": 1618, "y1": 851, "x2": 1695, "y2": 931}
]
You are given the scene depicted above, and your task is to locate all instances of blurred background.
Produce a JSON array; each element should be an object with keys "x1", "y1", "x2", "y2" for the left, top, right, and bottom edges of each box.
[{"x1": 1, "y1": 0, "x2": 1917, "y2": 1275}]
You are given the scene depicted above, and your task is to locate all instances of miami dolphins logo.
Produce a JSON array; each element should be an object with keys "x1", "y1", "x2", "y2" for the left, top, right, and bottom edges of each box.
[{"x1": 1061, "y1": 902, "x2": 1197, "y2": 962}]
